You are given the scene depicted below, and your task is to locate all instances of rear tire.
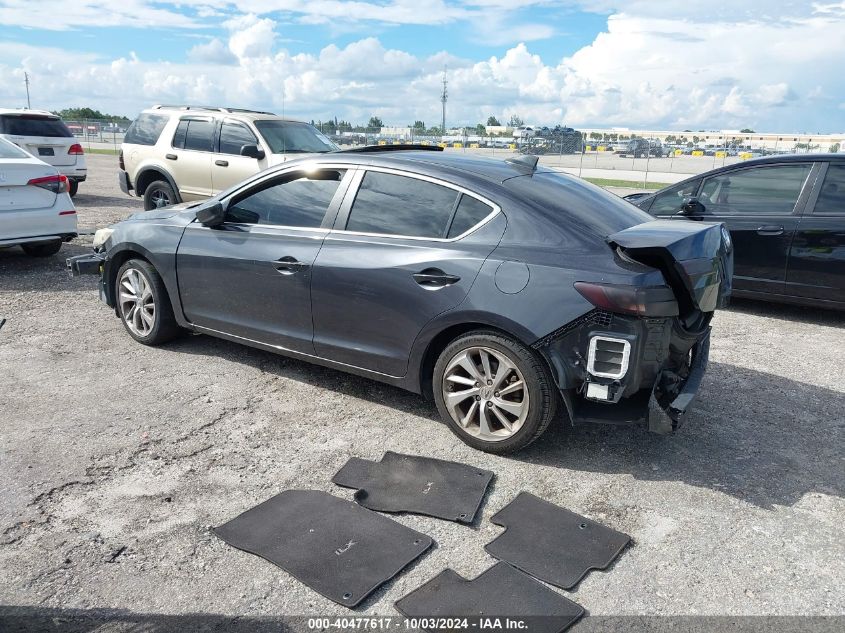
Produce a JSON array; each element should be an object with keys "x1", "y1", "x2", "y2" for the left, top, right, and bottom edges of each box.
[
  {"x1": 22, "y1": 241, "x2": 62, "y2": 257},
  {"x1": 143, "y1": 180, "x2": 177, "y2": 211},
  {"x1": 433, "y1": 330, "x2": 557, "y2": 454},
  {"x1": 68, "y1": 180, "x2": 79, "y2": 197},
  {"x1": 115, "y1": 259, "x2": 182, "y2": 345}
]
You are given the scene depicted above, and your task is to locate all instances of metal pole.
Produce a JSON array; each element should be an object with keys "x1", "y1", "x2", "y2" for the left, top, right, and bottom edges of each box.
[{"x1": 24, "y1": 72, "x2": 31, "y2": 109}]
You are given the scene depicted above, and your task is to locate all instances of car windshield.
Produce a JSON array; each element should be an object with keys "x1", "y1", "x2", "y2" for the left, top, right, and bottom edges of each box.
[
  {"x1": 253, "y1": 120, "x2": 339, "y2": 154},
  {"x1": 0, "y1": 115, "x2": 73, "y2": 137},
  {"x1": 0, "y1": 136, "x2": 29, "y2": 158}
]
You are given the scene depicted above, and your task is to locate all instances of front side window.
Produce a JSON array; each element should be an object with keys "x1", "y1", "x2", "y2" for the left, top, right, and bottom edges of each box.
[
  {"x1": 124, "y1": 114, "x2": 168, "y2": 146},
  {"x1": 219, "y1": 121, "x2": 258, "y2": 155},
  {"x1": 647, "y1": 179, "x2": 701, "y2": 215},
  {"x1": 253, "y1": 120, "x2": 338, "y2": 154},
  {"x1": 813, "y1": 164, "x2": 845, "y2": 215},
  {"x1": 699, "y1": 164, "x2": 811, "y2": 215},
  {"x1": 226, "y1": 170, "x2": 345, "y2": 227},
  {"x1": 346, "y1": 171, "x2": 459, "y2": 238}
]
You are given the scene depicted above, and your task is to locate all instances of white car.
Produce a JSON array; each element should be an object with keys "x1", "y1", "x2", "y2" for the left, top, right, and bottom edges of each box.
[
  {"x1": 0, "y1": 136, "x2": 77, "y2": 257},
  {"x1": 512, "y1": 126, "x2": 535, "y2": 139},
  {"x1": 0, "y1": 109, "x2": 87, "y2": 197}
]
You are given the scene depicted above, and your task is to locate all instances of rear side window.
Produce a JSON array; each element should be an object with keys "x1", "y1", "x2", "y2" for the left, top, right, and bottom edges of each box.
[
  {"x1": 0, "y1": 115, "x2": 72, "y2": 137},
  {"x1": 184, "y1": 120, "x2": 214, "y2": 152},
  {"x1": 647, "y1": 179, "x2": 701, "y2": 215},
  {"x1": 813, "y1": 164, "x2": 845, "y2": 215},
  {"x1": 219, "y1": 121, "x2": 258, "y2": 155},
  {"x1": 346, "y1": 171, "x2": 459, "y2": 238},
  {"x1": 124, "y1": 113, "x2": 168, "y2": 146},
  {"x1": 447, "y1": 195, "x2": 493, "y2": 238},
  {"x1": 699, "y1": 164, "x2": 811, "y2": 215},
  {"x1": 227, "y1": 170, "x2": 345, "y2": 227}
]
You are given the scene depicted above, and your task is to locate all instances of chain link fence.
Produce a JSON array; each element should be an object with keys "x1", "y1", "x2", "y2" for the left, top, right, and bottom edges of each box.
[{"x1": 71, "y1": 117, "x2": 845, "y2": 190}]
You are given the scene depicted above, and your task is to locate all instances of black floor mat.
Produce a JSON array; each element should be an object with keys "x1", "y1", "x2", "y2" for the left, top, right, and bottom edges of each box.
[
  {"x1": 332, "y1": 452, "x2": 494, "y2": 523},
  {"x1": 395, "y1": 562, "x2": 584, "y2": 632},
  {"x1": 485, "y1": 492, "x2": 630, "y2": 590},
  {"x1": 213, "y1": 490, "x2": 433, "y2": 607}
]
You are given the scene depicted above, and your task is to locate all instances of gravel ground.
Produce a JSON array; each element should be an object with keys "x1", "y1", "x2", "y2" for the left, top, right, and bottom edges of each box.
[{"x1": 1, "y1": 155, "x2": 843, "y2": 630}]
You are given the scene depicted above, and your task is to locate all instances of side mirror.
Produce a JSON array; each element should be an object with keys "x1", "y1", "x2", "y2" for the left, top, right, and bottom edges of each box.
[
  {"x1": 680, "y1": 197, "x2": 705, "y2": 216},
  {"x1": 196, "y1": 201, "x2": 226, "y2": 227},
  {"x1": 240, "y1": 144, "x2": 265, "y2": 160}
]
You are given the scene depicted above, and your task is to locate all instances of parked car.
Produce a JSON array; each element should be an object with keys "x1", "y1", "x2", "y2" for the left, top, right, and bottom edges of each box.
[
  {"x1": 0, "y1": 109, "x2": 87, "y2": 197},
  {"x1": 628, "y1": 154, "x2": 845, "y2": 309},
  {"x1": 69, "y1": 148, "x2": 732, "y2": 453},
  {"x1": 617, "y1": 138, "x2": 664, "y2": 158},
  {"x1": 512, "y1": 126, "x2": 535, "y2": 139},
  {"x1": 0, "y1": 136, "x2": 77, "y2": 257},
  {"x1": 118, "y1": 105, "x2": 339, "y2": 210}
]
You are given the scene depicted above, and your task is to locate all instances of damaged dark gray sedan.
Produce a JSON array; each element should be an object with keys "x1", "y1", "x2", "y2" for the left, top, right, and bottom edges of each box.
[{"x1": 69, "y1": 148, "x2": 732, "y2": 453}]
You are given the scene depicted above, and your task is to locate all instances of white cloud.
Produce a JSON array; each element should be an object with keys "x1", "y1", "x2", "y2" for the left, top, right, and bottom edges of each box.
[
  {"x1": 188, "y1": 38, "x2": 238, "y2": 65},
  {"x1": 226, "y1": 14, "x2": 277, "y2": 59}
]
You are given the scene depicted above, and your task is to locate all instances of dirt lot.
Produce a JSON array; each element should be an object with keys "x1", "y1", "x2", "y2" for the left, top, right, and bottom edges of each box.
[{"x1": 1, "y1": 155, "x2": 843, "y2": 630}]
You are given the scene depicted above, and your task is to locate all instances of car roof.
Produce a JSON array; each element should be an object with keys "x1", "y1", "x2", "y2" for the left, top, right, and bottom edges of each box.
[
  {"x1": 0, "y1": 108, "x2": 59, "y2": 118},
  {"x1": 139, "y1": 106, "x2": 306, "y2": 123}
]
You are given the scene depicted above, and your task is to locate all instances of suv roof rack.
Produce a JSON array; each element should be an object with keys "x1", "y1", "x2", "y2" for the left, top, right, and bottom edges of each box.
[
  {"x1": 151, "y1": 105, "x2": 276, "y2": 115},
  {"x1": 339, "y1": 144, "x2": 444, "y2": 154}
]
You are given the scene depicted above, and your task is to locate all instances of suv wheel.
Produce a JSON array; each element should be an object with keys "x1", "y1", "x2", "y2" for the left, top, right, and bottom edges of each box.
[
  {"x1": 115, "y1": 259, "x2": 183, "y2": 345},
  {"x1": 22, "y1": 241, "x2": 62, "y2": 257},
  {"x1": 433, "y1": 330, "x2": 557, "y2": 454},
  {"x1": 143, "y1": 180, "x2": 176, "y2": 210},
  {"x1": 68, "y1": 180, "x2": 79, "y2": 197}
]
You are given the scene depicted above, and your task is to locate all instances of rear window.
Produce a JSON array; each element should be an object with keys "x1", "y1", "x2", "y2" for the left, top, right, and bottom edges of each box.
[
  {"x1": 0, "y1": 137, "x2": 29, "y2": 158},
  {"x1": 504, "y1": 171, "x2": 654, "y2": 237},
  {"x1": 124, "y1": 113, "x2": 169, "y2": 146},
  {"x1": 0, "y1": 115, "x2": 72, "y2": 137}
]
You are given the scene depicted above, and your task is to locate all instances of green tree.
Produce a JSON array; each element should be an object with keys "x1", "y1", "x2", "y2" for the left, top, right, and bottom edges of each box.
[
  {"x1": 54, "y1": 107, "x2": 129, "y2": 121},
  {"x1": 410, "y1": 120, "x2": 426, "y2": 132},
  {"x1": 367, "y1": 116, "x2": 384, "y2": 129},
  {"x1": 740, "y1": 128, "x2": 755, "y2": 133},
  {"x1": 507, "y1": 114, "x2": 524, "y2": 127},
  {"x1": 829, "y1": 142, "x2": 840, "y2": 153},
  {"x1": 475, "y1": 123, "x2": 486, "y2": 136},
  {"x1": 486, "y1": 115, "x2": 500, "y2": 126}
]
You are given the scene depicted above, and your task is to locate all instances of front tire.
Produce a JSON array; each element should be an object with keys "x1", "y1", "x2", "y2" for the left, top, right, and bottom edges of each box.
[
  {"x1": 115, "y1": 259, "x2": 182, "y2": 345},
  {"x1": 433, "y1": 330, "x2": 557, "y2": 454},
  {"x1": 143, "y1": 180, "x2": 177, "y2": 211},
  {"x1": 22, "y1": 241, "x2": 62, "y2": 257}
]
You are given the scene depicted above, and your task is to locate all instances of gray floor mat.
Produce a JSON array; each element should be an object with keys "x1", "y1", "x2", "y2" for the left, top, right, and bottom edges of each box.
[
  {"x1": 332, "y1": 452, "x2": 494, "y2": 523},
  {"x1": 213, "y1": 489, "x2": 433, "y2": 607},
  {"x1": 485, "y1": 492, "x2": 630, "y2": 589},
  {"x1": 395, "y1": 562, "x2": 585, "y2": 632}
]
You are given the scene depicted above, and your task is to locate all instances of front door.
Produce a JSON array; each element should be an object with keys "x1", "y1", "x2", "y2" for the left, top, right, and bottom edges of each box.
[
  {"x1": 311, "y1": 169, "x2": 504, "y2": 376},
  {"x1": 210, "y1": 119, "x2": 268, "y2": 194},
  {"x1": 176, "y1": 167, "x2": 351, "y2": 353},
  {"x1": 694, "y1": 163, "x2": 813, "y2": 295}
]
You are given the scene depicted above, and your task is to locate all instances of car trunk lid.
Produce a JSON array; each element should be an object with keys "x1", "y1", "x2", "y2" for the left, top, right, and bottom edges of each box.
[
  {"x1": 0, "y1": 162, "x2": 57, "y2": 210},
  {"x1": 607, "y1": 220, "x2": 733, "y2": 315}
]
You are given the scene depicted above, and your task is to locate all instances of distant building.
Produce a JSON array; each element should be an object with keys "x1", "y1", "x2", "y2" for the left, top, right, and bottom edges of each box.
[{"x1": 379, "y1": 126, "x2": 412, "y2": 138}]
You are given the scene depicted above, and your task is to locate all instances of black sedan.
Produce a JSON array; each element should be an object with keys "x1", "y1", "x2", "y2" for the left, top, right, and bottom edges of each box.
[
  {"x1": 69, "y1": 148, "x2": 732, "y2": 453},
  {"x1": 627, "y1": 154, "x2": 845, "y2": 309}
]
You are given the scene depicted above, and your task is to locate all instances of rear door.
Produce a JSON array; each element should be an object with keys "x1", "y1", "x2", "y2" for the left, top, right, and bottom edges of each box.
[
  {"x1": 176, "y1": 167, "x2": 351, "y2": 353},
  {"x1": 210, "y1": 119, "x2": 268, "y2": 194},
  {"x1": 0, "y1": 114, "x2": 77, "y2": 167},
  {"x1": 310, "y1": 168, "x2": 504, "y2": 376},
  {"x1": 693, "y1": 163, "x2": 814, "y2": 295},
  {"x1": 785, "y1": 162, "x2": 845, "y2": 303},
  {"x1": 168, "y1": 117, "x2": 214, "y2": 200}
]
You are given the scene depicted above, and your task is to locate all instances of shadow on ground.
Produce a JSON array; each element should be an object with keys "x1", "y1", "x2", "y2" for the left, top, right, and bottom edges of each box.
[{"x1": 726, "y1": 297, "x2": 843, "y2": 326}]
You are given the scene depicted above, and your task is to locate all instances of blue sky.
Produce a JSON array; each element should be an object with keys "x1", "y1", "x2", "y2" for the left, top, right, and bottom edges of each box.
[{"x1": 1, "y1": 1, "x2": 844, "y2": 132}]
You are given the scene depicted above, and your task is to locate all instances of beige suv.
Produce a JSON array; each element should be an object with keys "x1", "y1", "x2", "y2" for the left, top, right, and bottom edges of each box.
[{"x1": 118, "y1": 105, "x2": 339, "y2": 209}]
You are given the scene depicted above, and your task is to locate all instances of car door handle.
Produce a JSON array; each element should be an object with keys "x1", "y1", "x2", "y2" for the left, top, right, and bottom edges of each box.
[
  {"x1": 215, "y1": 160, "x2": 229, "y2": 167},
  {"x1": 413, "y1": 268, "x2": 461, "y2": 289},
  {"x1": 165, "y1": 153, "x2": 177, "y2": 160},
  {"x1": 272, "y1": 256, "x2": 309, "y2": 275},
  {"x1": 757, "y1": 225, "x2": 784, "y2": 236}
]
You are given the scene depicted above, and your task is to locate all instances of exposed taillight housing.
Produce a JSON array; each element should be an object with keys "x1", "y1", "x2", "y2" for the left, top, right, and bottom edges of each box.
[
  {"x1": 27, "y1": 174, "x2": 70, "y2": 194},
  {"x1": 118, "y1": 148, "x2": 125, "y2": 171},
  {"x1": 68, "y1": 143, "x2": 84, "y2": 155},
  {"x1": 574, "y1": 282, "x2": 679, "y2": 317}
]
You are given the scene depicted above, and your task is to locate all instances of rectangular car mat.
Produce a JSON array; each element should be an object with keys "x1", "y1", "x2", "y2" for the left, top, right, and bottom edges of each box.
[
  {"x1": 332, "y1": 452, "x2": 494, "y2": 523},
  {"x1": 395, "y1": 562, "x2": 585, "y2": 633},
  {"x1": 213, "y1": 489, "x2": 433, "y2": 607},
  {"x1": 485, "y1": 492, "x2": 631, "y2": 590}
]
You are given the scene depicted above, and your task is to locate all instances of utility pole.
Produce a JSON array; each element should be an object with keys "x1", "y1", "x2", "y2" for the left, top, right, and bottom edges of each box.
[
  {"x1": 440, "y1": 66, "x2": 448, "y2": 136},
  {"x1": 24, "y1": 72, "x2": 31, "y2": 109}
]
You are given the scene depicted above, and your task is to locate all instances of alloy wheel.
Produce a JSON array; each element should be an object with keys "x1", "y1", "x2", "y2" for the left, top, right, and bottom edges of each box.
[
  {"x1": 119, "y1": 268, "x2": 156, "y2": 337},
  {"x1": 442, "y1": 346, "x2": 529, "y2": 442},
  {"x1": 151, "y1": 189, "x2": 170, "y2": 208}
]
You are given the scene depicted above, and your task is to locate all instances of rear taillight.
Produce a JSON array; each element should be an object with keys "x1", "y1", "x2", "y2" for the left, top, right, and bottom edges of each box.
[
  {"x1": 118, "y1": 149, "x2": 125, "y2": 171},
  {"x1": 27, "y1": 174, "x2": 69, "y2": 194},
  {"x1": 574, "y1": 282, "x2": 679, "y2": 317},
  {"x1": 68, "y1": 143, "x2": 84, "y2": 155}
]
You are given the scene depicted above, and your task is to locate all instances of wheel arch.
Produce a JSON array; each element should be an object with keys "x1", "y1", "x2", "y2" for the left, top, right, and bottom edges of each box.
[{"x1": 135, "y1": 166, "x2": 182, "y2": 203}]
